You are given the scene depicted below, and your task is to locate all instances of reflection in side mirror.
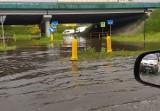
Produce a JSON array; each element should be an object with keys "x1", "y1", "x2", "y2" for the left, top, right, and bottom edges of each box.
[
  {"x1": 140, "y1": 53, "x2": 160, "y2": 85},
  {"x1": 134, "y1": 50, "x2": 160, "y2": 88},
  {"x1": 140, "y1": 53, "x2": 159, "y2": 74}
]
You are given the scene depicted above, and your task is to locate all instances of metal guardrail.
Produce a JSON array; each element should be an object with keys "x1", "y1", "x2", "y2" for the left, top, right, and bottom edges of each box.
[{"x1": 90, "y1": 32, "x2": 108, "y2": 38}]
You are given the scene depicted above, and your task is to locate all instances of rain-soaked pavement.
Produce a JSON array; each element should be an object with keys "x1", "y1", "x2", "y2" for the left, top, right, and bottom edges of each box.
[{"x1": 0, "y1": 38, "x2": 160, "y2": 111}]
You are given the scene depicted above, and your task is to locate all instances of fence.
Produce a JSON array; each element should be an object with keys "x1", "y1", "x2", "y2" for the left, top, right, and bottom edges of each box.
[{"x1": 90, "y1": 32, "x2": 108, "y2": 39}]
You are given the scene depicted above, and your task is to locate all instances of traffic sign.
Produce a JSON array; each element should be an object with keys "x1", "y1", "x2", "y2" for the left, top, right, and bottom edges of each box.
[
  {"x1": 49, "y1": 27, "x2": 55, "y2": 33},
  {"x1": 108, "y1": 20, "x2": 113, "y2": 25},
  {"x1": 52, "y1": 21, "x2": 58, "y2": 26},
  {"x1": 0, "y1": 16, "x2": 6, "y2": 24},
  {"x1": 100, "y1": 22, "x2": 105, "y2": 27}
]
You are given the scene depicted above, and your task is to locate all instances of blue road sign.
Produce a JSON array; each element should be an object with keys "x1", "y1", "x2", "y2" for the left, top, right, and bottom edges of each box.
[
  {"x1": 107, "y1": 20, "x2": 113, "y2": 25},
  {"x1": 49, "y1": 27, "x2": 55, "y2": 33},
  {"x1": 52, "y1": 21, "x2": 58, "y2": 26}
]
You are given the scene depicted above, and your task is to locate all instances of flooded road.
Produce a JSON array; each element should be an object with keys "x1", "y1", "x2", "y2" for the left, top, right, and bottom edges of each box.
[{"x1": 0, "y1": 38, "x2": 160, "y2": 111}]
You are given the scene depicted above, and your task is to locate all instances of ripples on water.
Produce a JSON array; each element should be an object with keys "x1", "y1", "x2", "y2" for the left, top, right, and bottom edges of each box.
[
  {"x1": 0, "y1": 38, "x2": 155, "y2": 111},
  {"x1": 0, "y1": 44, "x2": 135, "y2": 97},
  {"x1": 0, "y1": 37, "x2": 143, "y2": 98}
]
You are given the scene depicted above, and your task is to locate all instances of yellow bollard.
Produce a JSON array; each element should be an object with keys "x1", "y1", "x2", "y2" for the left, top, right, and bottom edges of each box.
[
  {"x1": 29, "y1": 34, "x2": 31, "y2": 40},
  {"x1": 106, "y1": 36, "x2": 112, "y2": 53},
  {"x1": 13, "y1": 33, "x2": 16, "y2": 42},
  {"x1": 50, "y1": 42, "x2": 54, "y2": 48},
  {"x1": 50, "y1": 33, "x2": 53, "y2": 42},
  {"x1": 71, "y1": 38, "x2": 78, "y2": 61}
]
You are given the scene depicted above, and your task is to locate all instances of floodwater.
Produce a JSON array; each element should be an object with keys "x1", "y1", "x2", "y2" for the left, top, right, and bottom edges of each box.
[
  {"x1": 0, "y1": 37, "x2": 160, "y2": 111},
  {"x1": 62, "y1": 35, "x2": 144, "y2": 53}
]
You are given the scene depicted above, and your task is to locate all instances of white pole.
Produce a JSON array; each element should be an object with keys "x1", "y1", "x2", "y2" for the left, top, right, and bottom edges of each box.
[
  {"x1": 1, "y1": 22, "x2": 5, "y2": 49},
  {"x1": 110, "y1": 24, "x2": 111, "y2": 36}
]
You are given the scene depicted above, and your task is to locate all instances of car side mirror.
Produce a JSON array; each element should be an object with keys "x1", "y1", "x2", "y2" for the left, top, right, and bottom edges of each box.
[{"x1": 134, "y1": 50, "x2": 160, "y2": 88}]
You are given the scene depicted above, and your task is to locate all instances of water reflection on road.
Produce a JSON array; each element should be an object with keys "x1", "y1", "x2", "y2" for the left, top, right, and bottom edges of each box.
[
  {"x1": 0, "y1": 37, "x2": 159, "y2": 111},
  {"x1": 71, "y1": 61, "x2": 80, "y2": 88}
]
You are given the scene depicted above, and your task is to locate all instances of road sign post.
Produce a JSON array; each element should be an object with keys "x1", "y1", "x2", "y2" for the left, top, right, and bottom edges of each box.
[
  {"x1": 49, "y1": 21, "x2": 58, "y2": 43},
  {"x1": 51, "y1": 21, "x2": 58, "y2": 32},
  {"x1": 0, "y1": 16, "x2": 6, "y2": 50},
  {"x1": 107, "y1": 20, "x2": 113, "y2": 36},
  {"x1": 49, "y1": 27, "x2": 55, "y2": 42},
  {"x1": 100, "y1": 22, "x2": 105, "y2": 37}
]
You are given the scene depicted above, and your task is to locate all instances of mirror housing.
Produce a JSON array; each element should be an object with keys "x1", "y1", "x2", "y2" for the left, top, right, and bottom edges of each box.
[{"x1": 134, "y1": 50, "x2": 160, "y2": 88}]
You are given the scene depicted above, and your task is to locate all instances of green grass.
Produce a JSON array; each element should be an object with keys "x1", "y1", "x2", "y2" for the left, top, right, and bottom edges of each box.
[
  {"x1": 78, "y1": 47, "x2": 145, "y2": 61},
  {"x1": 112, "y1": 34, "x2": 144, "y2": 42},
  {"x1": 4, "y1": 25, "x2": 32, "y2": 36},
  {"x1": 39, "y1": 33, "x2": 64, "y2": 44},
  {"x1": 146, "y1": 9, "x2": 160, "y2": 33},
  {"x1": 108, "y1": 50, "x2": 145, "y2": 58},
  {"x1": 79, "y1": 47, "x2": 100, "y2": 61},
  {"x1": 14, "y1": 34, "x2": 31, "y2": 40},
  {"x1": 0, "y1": 45, "x2": 16, "y2": 51},
  {"x1": 39, "y1": 37, "x2": 50, "y2": 44},
  {"x1": 112, "y1": 33, "x2": 160, "y2": 43},
  {"x1": 53, "y1": 33, "x2": 64, "y2": 43}
]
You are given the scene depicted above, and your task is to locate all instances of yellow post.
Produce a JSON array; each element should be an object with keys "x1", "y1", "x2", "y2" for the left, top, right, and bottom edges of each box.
[
  {"x1": 29, "y1": 34, "x2": 31, "y2": 40},
  {"x1": 13, "y1": 33, "x2": 16, "y2": 42},
  {"x1": 50, "y1": 42, "x2": 54, "y2": 48},
  {"x1": 71, "y1": 38, "x2": 78, "y2": 61},
  {"x1": 106, "y1": 36, "x2": 112, "y2": 53},
  {"x1": 51, "y1": 33, "x2": 53, "y2": 42}
]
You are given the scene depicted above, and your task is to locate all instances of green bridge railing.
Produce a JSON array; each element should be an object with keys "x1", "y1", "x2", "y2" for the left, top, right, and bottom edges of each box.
[
  {"x1": 0, "y1": 0, "x2": 159, "y2": 9},
  {"x1": 0, "y1": 0, "x2": 159, "y2": 3}
]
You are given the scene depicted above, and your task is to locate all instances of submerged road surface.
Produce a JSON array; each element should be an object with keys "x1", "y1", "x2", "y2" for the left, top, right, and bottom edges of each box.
[{"x1": 0, "y1": 47, "x2": 160, "y2": 111}]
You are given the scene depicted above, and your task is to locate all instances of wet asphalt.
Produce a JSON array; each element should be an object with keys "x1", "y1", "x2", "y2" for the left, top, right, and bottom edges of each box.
[{"x1": 0, "y1": 46, "x2": 160, "y2": 111}]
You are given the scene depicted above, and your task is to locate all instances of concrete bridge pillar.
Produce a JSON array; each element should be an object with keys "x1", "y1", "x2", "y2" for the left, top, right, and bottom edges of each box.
[{"x1": 42, "y1": 15, "x2": 52, "y2": 37}]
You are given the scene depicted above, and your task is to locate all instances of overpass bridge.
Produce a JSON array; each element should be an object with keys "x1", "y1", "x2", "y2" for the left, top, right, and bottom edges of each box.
[{"x1": 0, "y1": 0, "x2": 159, "y2": 37}]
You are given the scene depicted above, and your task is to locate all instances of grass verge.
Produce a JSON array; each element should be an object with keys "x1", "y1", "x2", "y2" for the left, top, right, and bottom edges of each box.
[
  {"x1": 78, "y1": 47, "x2": 145, "y2": 61},
  {"x1": 112, "y1": 33, "x2": 160, "y2": 43},
  {"x1": 0, "y1": 45, "x2": 16, "y2": 51},
  {"x1": 39, "y1": 33, "x2": 64, "y2": 44}
]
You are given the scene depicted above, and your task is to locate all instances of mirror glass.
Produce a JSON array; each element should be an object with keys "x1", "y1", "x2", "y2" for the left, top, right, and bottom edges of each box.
[{"x1": 139, "y1": 53, "x2": 160, "y2": 85}]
